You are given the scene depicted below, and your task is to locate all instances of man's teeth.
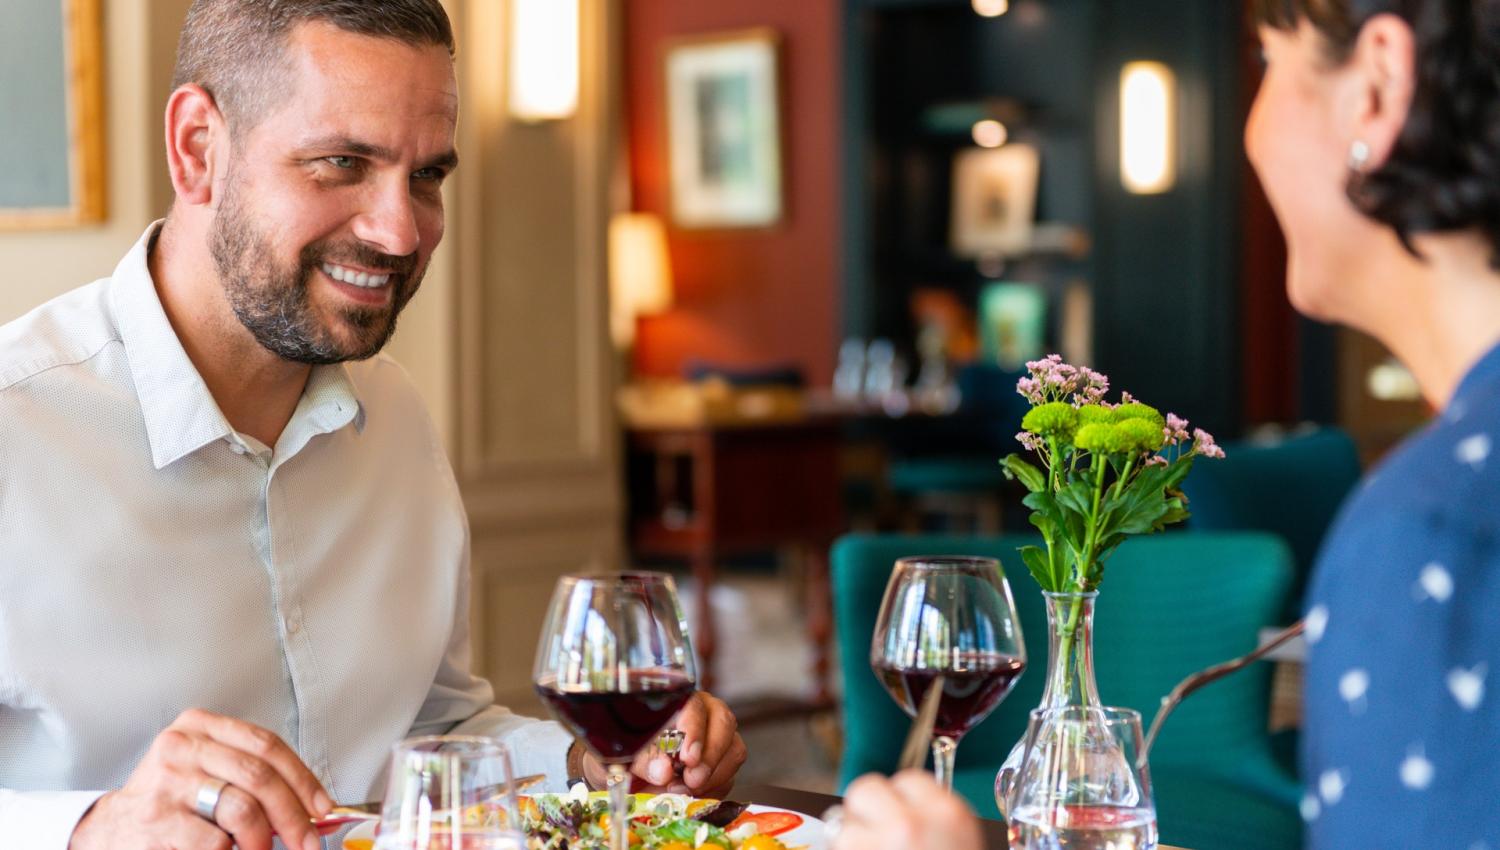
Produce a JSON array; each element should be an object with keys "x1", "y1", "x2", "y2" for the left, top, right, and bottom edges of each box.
[{"x1": 321, "y1": 263, "x2": 392, "y2": 288}]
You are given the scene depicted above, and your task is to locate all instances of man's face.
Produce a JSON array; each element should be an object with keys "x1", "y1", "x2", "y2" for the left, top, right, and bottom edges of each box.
[{"x1": 210, "y1": 22, "x2": 458, "y2": 364}]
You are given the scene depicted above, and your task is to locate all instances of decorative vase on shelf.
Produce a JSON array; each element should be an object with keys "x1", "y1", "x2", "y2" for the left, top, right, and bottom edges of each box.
[{"x1": 994, "y1": 591, "x2": 1101, "y2": 817}]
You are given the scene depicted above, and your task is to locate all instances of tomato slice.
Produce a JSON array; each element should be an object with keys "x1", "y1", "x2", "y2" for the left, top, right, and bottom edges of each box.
[{"x1": 726, "y1": 810, "x2": 804, "y2": 837}]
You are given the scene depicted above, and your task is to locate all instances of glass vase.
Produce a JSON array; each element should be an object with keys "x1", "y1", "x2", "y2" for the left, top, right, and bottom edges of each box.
[{"x1": 995, "y1": 591, "x2": 1102, "y2": 817}]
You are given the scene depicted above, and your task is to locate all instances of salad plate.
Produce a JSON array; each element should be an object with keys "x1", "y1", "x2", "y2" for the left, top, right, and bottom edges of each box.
[{"x1": 341, "y1": 791, "x2": 827, "y2": 850}]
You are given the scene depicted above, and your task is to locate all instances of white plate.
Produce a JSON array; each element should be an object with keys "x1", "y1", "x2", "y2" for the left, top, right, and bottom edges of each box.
[{"x1": 342, "y1": 803, "x2": 827, "y2": 849}]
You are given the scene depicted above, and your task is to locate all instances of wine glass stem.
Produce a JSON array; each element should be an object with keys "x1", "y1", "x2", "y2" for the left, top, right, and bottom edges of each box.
[
  {"x1": 932, "y1": 735, "x2": 958, "y2": 791},
  {"x1": 607, "y1": 763, "x2": 630, "y2": 850}
]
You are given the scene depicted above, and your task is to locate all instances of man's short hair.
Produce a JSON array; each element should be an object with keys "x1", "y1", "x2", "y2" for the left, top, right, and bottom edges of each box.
[{"x1": 172, "y1": 0, "x2": 455, "y2": 130}]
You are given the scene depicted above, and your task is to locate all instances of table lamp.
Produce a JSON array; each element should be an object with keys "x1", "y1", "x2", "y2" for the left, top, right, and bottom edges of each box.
[{"x1": 609, "y1": 212, "x2": 674, "y2": 349}]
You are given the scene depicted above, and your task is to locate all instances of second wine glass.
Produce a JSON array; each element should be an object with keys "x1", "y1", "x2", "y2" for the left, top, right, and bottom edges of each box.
[
  {"x1": 532, "y1": 572, "x2": 697, "y2": 850},
  {"x1": 870, "y1": 555, "x2": 1027, "y2": 789}
]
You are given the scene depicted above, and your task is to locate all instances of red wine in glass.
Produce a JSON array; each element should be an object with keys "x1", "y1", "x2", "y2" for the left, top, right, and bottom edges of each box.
[
  {"x1": 870, "y1": 556, "x2": 1026, "y2": 790},
  {"x1": 873, "y1": 652, "x2": 1026, "y2": 738},
  {"x1": 534, "y1": 670, "x2": 696, "y2": 763},
  {"x1": 533, "y1": 572, "x2": 697, "y2": 850}
]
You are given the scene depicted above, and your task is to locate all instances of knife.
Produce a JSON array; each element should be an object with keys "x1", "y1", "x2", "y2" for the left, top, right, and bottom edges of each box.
[{"x1": 897, "y1": 674, "x2": 945, "y2": 771}]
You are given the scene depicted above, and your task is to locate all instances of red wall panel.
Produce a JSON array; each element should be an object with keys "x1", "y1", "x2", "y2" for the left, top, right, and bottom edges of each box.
[{"x1": 623, "y1": 0, "x2": 841, "y2": 386}]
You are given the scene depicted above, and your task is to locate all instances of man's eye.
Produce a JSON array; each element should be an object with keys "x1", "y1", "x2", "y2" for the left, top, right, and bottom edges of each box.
[
  {"x1": 326, "y1": 156, "x2": 358, "y2": 169},
  {"x1": 413, "y1": 167, "x2": 445, "y2": 182}
]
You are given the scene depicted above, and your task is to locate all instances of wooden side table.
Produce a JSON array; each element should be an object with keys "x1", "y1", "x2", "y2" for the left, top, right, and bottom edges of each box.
[{"x1": 624, "y1": 420, "x2": 844, "y2": 706}]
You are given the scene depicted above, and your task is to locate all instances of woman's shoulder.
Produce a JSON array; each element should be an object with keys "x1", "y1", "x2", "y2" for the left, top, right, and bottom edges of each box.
[{"x1": 1309, "y1": 401, "x2": 1500, "y2": 612}]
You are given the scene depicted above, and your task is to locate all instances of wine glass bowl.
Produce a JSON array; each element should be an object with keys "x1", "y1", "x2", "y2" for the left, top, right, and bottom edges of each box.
[
  {"x1": 869, "y1": 555, "x2": 1027, "y2": 788},
  {"x1": 532, "y1": 572, "x2": 697, "y2": 850}
]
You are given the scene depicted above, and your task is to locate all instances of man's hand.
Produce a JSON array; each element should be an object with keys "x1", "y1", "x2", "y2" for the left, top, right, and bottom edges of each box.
[
  {"x1": 834, "y1": 771, "x2": 984, "y2": 850},
  {"x1": 68, "y1": 709, "x2": 332, "y2": 850},
  {"x1": 582, "y1": 691, "x2": 746, "y2": 797}
]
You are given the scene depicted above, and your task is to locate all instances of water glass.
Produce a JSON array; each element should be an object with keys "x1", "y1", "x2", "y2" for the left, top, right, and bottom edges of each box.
[
  {"x1": 1006, "y1": 706, "x2": 1158, "y2": 850},
  {"x1": 376, "y1": 735, "x2": 526, "y2": 850}
]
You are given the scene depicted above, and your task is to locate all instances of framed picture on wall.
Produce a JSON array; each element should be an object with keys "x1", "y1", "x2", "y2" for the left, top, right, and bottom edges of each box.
[
  {"x1": 663, "y1": 28, "x2": 782, "y2": 229},
  {"x1": 0, "y1": 0, "x2": 106, "y2": 229},
  {"x1": 950, "y1": 144, "x2": 1040, "y2": 258}
]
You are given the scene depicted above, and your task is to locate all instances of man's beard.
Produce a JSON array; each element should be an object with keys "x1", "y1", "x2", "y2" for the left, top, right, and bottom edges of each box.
[{"x1": 209, "y1": 176, "x2": 422, "y2": 365}]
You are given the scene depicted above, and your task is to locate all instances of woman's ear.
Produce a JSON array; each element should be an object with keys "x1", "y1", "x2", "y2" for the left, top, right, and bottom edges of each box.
[
  {"x1": 1344, "y1": 13, "x2": 1417, "y2": 170},
  {"x1": 163, "y1": 84, "x2": 226, "y2": 207}
]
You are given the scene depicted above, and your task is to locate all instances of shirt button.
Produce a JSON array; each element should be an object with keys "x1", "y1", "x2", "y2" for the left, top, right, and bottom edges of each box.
[{"x1": 285, "y1": 610, "x2": 303, "y2": 635}]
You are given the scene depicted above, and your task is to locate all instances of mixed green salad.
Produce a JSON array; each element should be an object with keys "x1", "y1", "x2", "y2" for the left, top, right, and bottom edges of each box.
[{"x1": 514, "y1": 789, "x2": 805, "y2": 850}]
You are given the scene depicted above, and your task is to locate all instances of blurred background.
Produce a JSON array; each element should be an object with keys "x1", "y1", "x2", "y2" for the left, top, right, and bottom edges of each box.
[{"x1": 1, "y1": 0, "x2": 1432, "y2": 817}]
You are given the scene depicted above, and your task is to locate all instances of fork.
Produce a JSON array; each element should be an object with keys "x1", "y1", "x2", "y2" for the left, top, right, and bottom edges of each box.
[
  {"x1": 1137, "y1": 619, "x2": 1306, "y2": 770},
  {"x1": 308, "y1": 772, "x2": 548, "y2": 833}
]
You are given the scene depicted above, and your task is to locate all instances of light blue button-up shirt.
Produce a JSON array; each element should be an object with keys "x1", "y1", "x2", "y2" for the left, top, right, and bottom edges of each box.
[{"x1": 0, "y1": 224, "x2": 572, "y2": 848}]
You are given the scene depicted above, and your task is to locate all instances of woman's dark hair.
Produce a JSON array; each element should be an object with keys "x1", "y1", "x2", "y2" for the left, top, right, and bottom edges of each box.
[{"x1": 1252, "y1": 0, "x2": 1500, "y2": 265}]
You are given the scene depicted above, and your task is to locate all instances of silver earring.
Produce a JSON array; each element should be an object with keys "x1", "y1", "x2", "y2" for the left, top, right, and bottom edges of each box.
[{"x1": 1348, "y1": 140, "x2": 1371, "y2": 172}]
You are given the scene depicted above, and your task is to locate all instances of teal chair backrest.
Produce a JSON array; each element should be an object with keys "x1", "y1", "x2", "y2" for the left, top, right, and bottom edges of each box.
[
  {"x1": 1181, "y1": 427, "x2": 1361, "y2": 619},
  {"x1": 832, "y1": 532, "x2": 1295, "y2": 786}
]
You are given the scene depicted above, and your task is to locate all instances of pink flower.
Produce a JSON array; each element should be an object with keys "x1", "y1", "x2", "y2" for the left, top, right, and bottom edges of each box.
[
  {"x1": 1193, "y1": 428, "x2": 1226, "y2": 459},
  {"x1": 1164, "y1": 413, "x2": 1191, "y2": 445},
  {"x1": 1016, "y1": 431, "x2": 1045, "y2": 452},
  {"x1": 1144, "y1": 455, "x2": 1169, "y2": 467}
]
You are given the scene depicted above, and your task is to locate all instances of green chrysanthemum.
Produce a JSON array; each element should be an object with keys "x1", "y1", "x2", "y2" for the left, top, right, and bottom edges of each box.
[
  {"x1": 1114, "y1": 402, "x2": 1165, "y2": 428},
  {"x1": 1076, "y1": 405, "x2": 1115, "y2": 427},
  {"x1": 1115, "y1": 417, "x2": 1166, "y2": 452},
  {"x1": 1074, "y1": 423, "x2": 1127, "y2": 453},
  {"x1": 1021, "y1": 402, "x2": 1080, "y2": 438}
]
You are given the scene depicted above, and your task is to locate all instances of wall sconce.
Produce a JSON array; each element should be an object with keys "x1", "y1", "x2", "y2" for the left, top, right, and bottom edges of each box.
[
  {"x1": 1119, "y1": 61, "x2": 1176, "y2": 194},
  {"x1": 971, "y1": 119, "x2": 1009, "y2": 148},
  {"x1": 609, "y1": 213, "x2": 674, "y2": 348},
  {"x1": 509, "y1": 0, "x2": 580, "y2": 122},
  {"x1": 973, "y1": 0, "x2": 1010, "y2": 16}
]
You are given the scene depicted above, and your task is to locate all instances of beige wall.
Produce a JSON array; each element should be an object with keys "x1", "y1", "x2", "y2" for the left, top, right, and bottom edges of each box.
[{"x1": 0, "y1": 0, "x2": 456, "y2": 446}]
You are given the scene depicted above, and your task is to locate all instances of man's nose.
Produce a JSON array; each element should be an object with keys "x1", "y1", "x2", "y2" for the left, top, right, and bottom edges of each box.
[{"x1": 352, "y1": 178, "x2": 421, "y2": 258}]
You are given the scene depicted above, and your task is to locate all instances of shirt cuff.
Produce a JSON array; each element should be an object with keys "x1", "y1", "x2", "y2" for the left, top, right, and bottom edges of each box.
[
  {"x1": 499, "y1": 720, "x2": 576, "y2": 792},
  {"x1": 0, "y1": 789, "x2": 107, "y2": 850}
]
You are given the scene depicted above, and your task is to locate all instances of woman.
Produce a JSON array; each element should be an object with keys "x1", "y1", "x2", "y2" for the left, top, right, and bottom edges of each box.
[{"x1": 836, "y1": 1, "x2": 1500, "y2": 846}]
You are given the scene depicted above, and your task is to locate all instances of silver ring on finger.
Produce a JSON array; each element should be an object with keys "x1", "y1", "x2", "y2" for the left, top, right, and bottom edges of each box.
[{"x1": 194, "y1": 777, "x2": 229, "y2": 823}]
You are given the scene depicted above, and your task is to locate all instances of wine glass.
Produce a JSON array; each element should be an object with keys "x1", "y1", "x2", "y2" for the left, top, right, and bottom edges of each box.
[
  {"x1": 1006, "y1": 706, "x2": 1158, "y2": 850},
  {"x1": 376, "y1": 735, "x2": 527, "y2": 850},
  {"x1": 870, "y1": 555, "x2": 1026, "y2": 790},
  {"x1": 532, "y1": 572, "x2": 698, "y2": 850}
]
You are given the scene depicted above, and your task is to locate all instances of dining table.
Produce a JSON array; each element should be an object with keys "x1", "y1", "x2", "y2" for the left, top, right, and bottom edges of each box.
[{"x1": 737, "y1": 783, "x2": 1191, "y2": 850}]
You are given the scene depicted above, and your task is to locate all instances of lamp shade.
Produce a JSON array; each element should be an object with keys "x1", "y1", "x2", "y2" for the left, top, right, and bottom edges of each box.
[
  {"x1": 509, "y1": 0, "x2": 579, "y2": 122},
  {"x1": 1120, "y1": 61, "x2": 1177, "y2": 194},
  {"x1": 609, "y1": 213, "x2": 674, "y2": 346}
]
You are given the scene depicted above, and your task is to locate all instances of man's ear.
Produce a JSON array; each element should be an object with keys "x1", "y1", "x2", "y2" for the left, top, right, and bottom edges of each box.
[
  {"x1": 1344, "y1": 13, "x2": 1417, "y2": 170},
  {"x1": 164, "y1": 84, "x2": 227, "y2": 207}
]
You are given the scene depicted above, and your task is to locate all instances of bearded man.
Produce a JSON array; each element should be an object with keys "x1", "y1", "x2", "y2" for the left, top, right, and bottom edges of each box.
[{"x1": 0, "y1": 3, "x2": 745, "y2": 849}]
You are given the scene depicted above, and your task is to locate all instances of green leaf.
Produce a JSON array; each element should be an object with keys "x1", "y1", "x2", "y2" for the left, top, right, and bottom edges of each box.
[
  {"x1": 651, "y1": 820, "x2": 732, "y2": 849},
  {"x1": 1056, "y1": 479, "x2": 1095, "y2": 517},
  {"x1": 1019, "y1": 545, "x2": 1056, "y2": 592},
  {"x1": 1001, "y1": 454, "x2": 1048, "y2": 493}
]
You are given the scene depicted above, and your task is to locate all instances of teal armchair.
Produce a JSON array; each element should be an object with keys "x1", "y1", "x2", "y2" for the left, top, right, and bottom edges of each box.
[
  {"x1": 1181, "y1": 427, "x2": 1362, "y2": 621},
  {"x1": 832, "y1": 532, "x2": 1303, "y2": 850}
]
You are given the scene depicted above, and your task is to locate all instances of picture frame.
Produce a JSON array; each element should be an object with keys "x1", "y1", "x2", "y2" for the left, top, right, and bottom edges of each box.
[
  {"x1": 0, "y1": 0, "x2": 106, "y2": 229},
  {"x1": 979, "y1": 281, "x2": 1048, "y2": 371},
  {"x1": 663, "y1": 28, "x2": 782, "y2": 229},
  {"x1": 950, "y1": 144, "x2": 1040, "y2": 258}
]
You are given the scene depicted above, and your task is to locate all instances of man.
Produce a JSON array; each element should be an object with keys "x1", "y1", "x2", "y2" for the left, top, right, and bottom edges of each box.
[{"x1": 0, "y1": 3, "x2": 745, "y2": 849}]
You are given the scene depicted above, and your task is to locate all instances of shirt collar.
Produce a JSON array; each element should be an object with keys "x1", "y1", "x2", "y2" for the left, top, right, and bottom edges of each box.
[{"x1": 109, "y1": 222, "x2": 367, "y2": 470}]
